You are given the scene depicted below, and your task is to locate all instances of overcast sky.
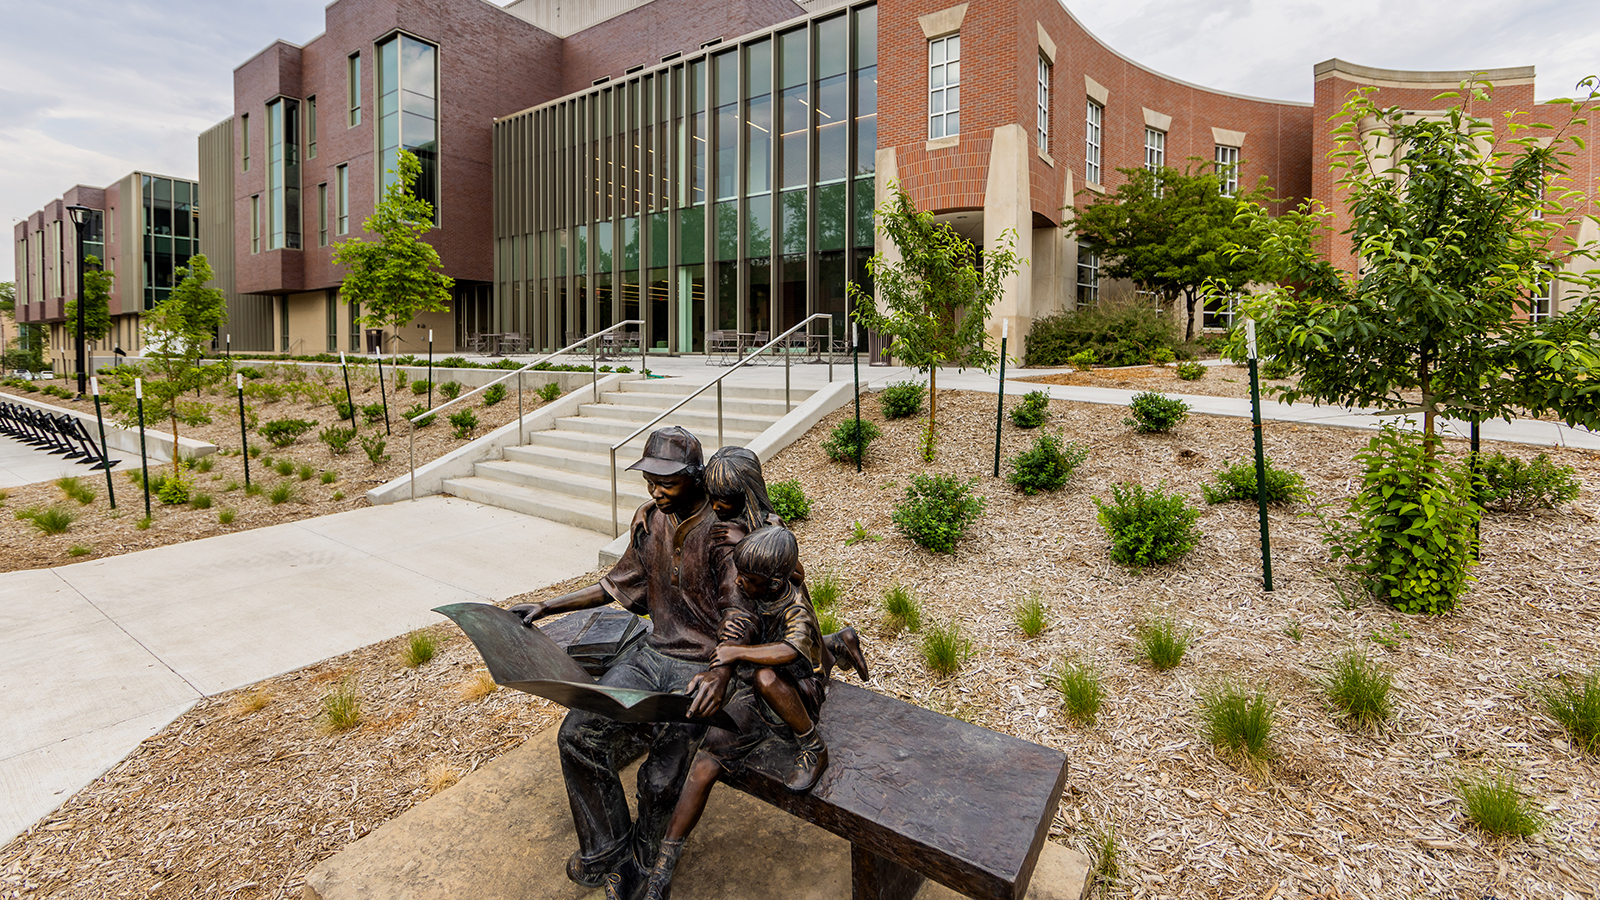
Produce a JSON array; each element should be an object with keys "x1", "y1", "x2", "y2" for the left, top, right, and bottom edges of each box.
[{"x1": 3, "y1": 0, "x2": 1597, "y2": 283}]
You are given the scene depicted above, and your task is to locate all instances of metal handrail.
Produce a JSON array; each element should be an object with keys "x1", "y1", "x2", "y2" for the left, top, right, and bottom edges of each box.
[
  {"x1": 407, "y1": 319, "x2": 645, "y2": 500},
  {"x1": 607, "y1": 313, "x2": 834, "y2": 536}
]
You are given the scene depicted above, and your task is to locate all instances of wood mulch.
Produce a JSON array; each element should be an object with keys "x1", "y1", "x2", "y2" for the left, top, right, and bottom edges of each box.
[
  {"x1": 0, "y1": 367, "x2": 555, "y2": 574},
  {"x1": 4, "y1": 390, "x2": 1599, "y2": 899},
  {"x1": 1015, "y1": 362, "x2": 1293, "y2": 400}
]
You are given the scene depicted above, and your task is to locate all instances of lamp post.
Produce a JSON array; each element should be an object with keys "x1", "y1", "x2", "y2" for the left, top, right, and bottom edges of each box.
[{"x1": 65, "y1": 205, "x2": 93, "y2": 396}]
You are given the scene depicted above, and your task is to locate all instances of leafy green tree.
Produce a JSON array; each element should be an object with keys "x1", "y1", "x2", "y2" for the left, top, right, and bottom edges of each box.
[
  {"x1": 848, "y1": 182, "x2": 1021, "y2": 455},
  {"x1": 64, "y1": 255, "x2": 113, "y2": 343},
  {"x1": 1236, "y1": 78, "x2": 1600, "y2": 441},
  {"x1": 138, "y1": 254, "x2": 229, "y2": 475},
  {"x1": 1071, "y1": 163, "x2": 1269, "y2": 342},
  {"x1": 332, "y1": 150, "x2": 453, "y2": 351},
  {"x1": 1, "y1": 281, "x2": 47, "y2": 373}
]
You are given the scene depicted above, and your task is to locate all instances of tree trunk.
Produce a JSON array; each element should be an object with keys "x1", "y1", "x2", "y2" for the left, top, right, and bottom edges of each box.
[
  {"x1": 1183, "y1": 287, "x2": 1199, "y2": 343},
  {"x1": 171, "y1": 414, "x2": 182, "y2": 477}
]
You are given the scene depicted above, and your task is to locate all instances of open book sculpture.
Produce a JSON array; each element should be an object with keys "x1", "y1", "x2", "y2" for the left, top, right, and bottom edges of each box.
[{"x1": 435, "y1": 602, "x2": 738, "y2": 732}]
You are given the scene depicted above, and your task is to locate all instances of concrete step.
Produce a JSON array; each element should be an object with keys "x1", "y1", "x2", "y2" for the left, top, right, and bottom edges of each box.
[
  {"x1": 619, "y1": 379, "x2": 815, "y2": 403},
  {"x1": 574, "y1": 402, "x2": 780, "y2": 435},
  {"x1": 502, "y1": 444, "x2": 651, "y2": 481},
  {"x1": 441, "y1": 476, "x2": 637, "y2": 536},
  {"x1": 597, "y1": 390, "x2": 807, "y2": 417},
  {"x1": 552, "y1": 413, "x2": 764, "y2": 444},
  {"x1": 472, "y1": 459, "x2": 652, "y2": 508}
]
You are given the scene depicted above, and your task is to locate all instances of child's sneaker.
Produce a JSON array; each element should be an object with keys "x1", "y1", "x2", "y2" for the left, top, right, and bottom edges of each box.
[{"x1": 785, "y1": 728, "x2": 829, "y2": 792}]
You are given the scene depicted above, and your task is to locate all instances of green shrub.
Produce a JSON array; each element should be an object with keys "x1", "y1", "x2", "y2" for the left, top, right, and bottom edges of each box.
[
  {"x1": 881, "y1": 582, "x2": 922, "y2": 633},
  {"x1": 320, "y1": 426, "x2": 357, "y2": 454},
  {"x1": 1068, "y1": 349, "x2": 1096, "y2": 371},
  {"x1": 1201, "y1": 457, "x2": 1309, "y2": 505},
  {"x1": 879, "y1": 381, "x2": 925, "y2": 419},
  {"x1": 1539, "y1": 668, "x2": 1600, "y2": 755},
  {"x1": 1008, "y1": 433, "x2": 1088, "y2": 495},
  {"x1": 1025, "y1": 300, "x2": 1181, "y2": 368},
  {"x1": 332, "y1": 490, "x2": 346, "y2": 501},
  {"x1": 439, "y1": 381, "x2": 463, "y2": 401},
  {"x1": 401, "y1": 631, "x2": 439, "y2": 667},
  {"x1": 361, "y1": 402, "x2": 386, "y2": 425},
  {"x1": 845, "y1": 521, "x2": 882, "y2": 546},
  {"x1": 243, "y1": 382, "x2": 285, "y2": 403},
  {"x1": 920, "y1": 619, "x2": 973, "y2": 677},
  {"x1": 1148, "y1": 346, "x2": 1174, "y2": 366},
  {"x1": 1124, "y1": 392, "x2": 1189, "y2": 433},
  {"x1": 892, "y1": 474, "x2": 986, "y2": 553},
  {"x1": 1013, "y1": 590, "x2": 1048, "y2": 637},
  {"x1": 1134, "y1": 614, "x2": 1193, "y2": 670},
  {"x1": 194, "y1": 456, "x2": 214, "y2": 473},
  {"x1": 321, "y1": 470, "x2": 338, "y2": 484},
  {"x1": 1009, "y1": 390, "x2": 1051, "y2": 428},
  {"x1": 30, "y1": 506, "x2": 77, "y2": 535},
  {"x1": 537, "y1": 382, "x2": 562, "y2": 402},
  {"x1": 1054, "y1": 657, "x2": 1105, "y2": 724},
  {"x1": 821, "y1": 418, "x2": 881, "y2": 464},
  {"x1": 268, "y1": 481, "x2": 300, "y2": 505},
  {"x1": 238, "y1": 366, "x2": 265, "y2": 380},
  {"x1": 218, "y1": 507, "x2": 236, "y2": 525},
  {"x1": 809, "y1": 572, "x2": 843, "y2": 610},
  {"x1": 1200, "y1": 682, "x2": 1276, "y2": 771},
  {"x1": 361, "y1": 435, "x2": 390, "y2": 466},
  {"x1": 1322, "y1": 648, "x2": 1394, "y2": 730},
  {"x1": 274, "y1": 459, "x2": 295, "y2": 477},
  {"x1": 1261, "y1": 357, "x2": 1291, "y2": 379},
  {"x1": 1477, "y1": 451, "x2": 1581, "y2": 511},
  {"x1": 1094, "y1": 483, "x2": 1201, "y2": 567},
  {"x1": 1175, "y1": 361, "x2": 1206, "y2": 381},
  {"x1": 1457, "y1": 772, "x2": 1542, "y2": 838},
  {"x1": 258, "y1": 418, "x2": 316, "y2": 448},
  {"x1": 411, "y1": 379, "x2": 430, "y2": 395},
  {"x1": 333, "y1": 399, "x2": 355, "y2": 421},
  {"x1": 135, "y1": 515, "x2": 153, "y2": 530},
  {"x1": 248, "y1": 445, "x2": 262, "y2": 459},
  {"x1": 438, "y1": 356, "x2": 468, "y2": 369},
  {"x1": 403, "y1": 403, "x2": 435, "y2": 427},
  {"x1": 156, "y1": 475, "x2": 191, "y2": 506},
  {"x1": 768, "y1": 479, "x2": 811, "y2": 521},
  {"x1": 56, "y1": 476, "x2": 95, "y2": 505},
  {"x1": 189, "y1": 493, "x2": 213, "y2": 510},
  {"x1": 482, "y1": 383, "x2": 507, "y2": 406},
  {"x1": 448, "y1": 408, "x2": 479, "y2": 439},
  {"x1": 1329, "y1": 426, "x2": 1478, "y2": 615}
]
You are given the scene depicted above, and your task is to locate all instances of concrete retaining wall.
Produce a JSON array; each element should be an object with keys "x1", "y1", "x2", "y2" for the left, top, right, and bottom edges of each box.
[{"x1": 1, "y1": 393, "x2": 217, "y2": 464}]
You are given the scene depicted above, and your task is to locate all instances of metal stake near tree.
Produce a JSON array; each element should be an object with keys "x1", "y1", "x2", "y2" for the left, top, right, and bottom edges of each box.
[
  {"x1": 1245, "y1": 320, "x2": 1273, "y2": 592},
  {"x1": 993, "y1": 319, "x2": 1008, "y2": 478},
  {"x1": 377, "y1": 355, "x2": 392, "y2": 435},
  {"x1": 852, "y1": 322, "x2": 862, "y2": 474},
  {"x1": 427, "y1": 330, "x2": 434, "y2": 409},
  {"x1": 135, "y1": 377, "x2": 150, "y2": 518},
  {"x1": 90, "y1": 376, "x2": 115, "y2": 510},
  {"x1": 339, "y1": 351, "x2": 358, "y2": 432},
  {"x1": 237, "y1": 373, "x2": 252, "y2": 489}
]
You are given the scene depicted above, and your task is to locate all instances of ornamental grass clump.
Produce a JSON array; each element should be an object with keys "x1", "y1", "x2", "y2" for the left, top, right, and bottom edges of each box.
[
  {"x1": 1094, "y1": 483, "x2": 1201, "y2": 567},
  {"x1": 1013, "y1": 589, "x2": 1048, "y2": 638},
  {"x1": 768, "y1": 479, "x2": 811, "y2": 522},
  {"x1": 879, "y1": 381, "x2": 925, "y2": 419},
  {"x1": 1201, "y1": 456, "x2": 1309, "y2": 505},
  {"x1": 401, "y1": 631, "x2": 439, "y2": 668},
  {"x1": 1124, "y1": 391, "x2": 1189, "y2": 433},
  {"x1": 881, "y1": 582, "x2": 922, "y2": 634},
  {"x1": 1539, "y1": 667, "x2": 1600, "y2": 755},
  {"x1": 920, "y1": 619, "x2": 973, "y2": 677},
  {"x1": 1457, "y1": 771, "x2": 1543, "y2": 838},
  {"x1": 1009, "y1": 390, "x2": 1051, "y2": 429},
  {"x1": 1322, "y1": 648, "x2": 1394, "y2": 730},
  {"x1": 821, "y1": 418, "x2": 881, "y2": 464},
  {"x1": 1008, "y1": 432, "x2": 1088, "y2": 495},
  {"x1": 321, "y1": 675, "x2": 362, "y2": 733},
  {"x1": 1054, "y1": 657, "x2": 1105, "y2": 724},
  {"x1": 892, "y1": 473, "x2": 986, "y2": 553},
  {"x1": 1200, "y1": 681, "x2": 1276, "y2": 773},
  {"x1": 808, "y1": 572, "x2": 843, "y2": 610},
  {"x1": 29, "y1": 506, "x2": 78, "y2": 535},
  {"x1": 56, "y1": 476, "x2": 95, "y2": 505},
  {"x1": 1134, "y1": 614, "x2": 1193, "y2": 670}
]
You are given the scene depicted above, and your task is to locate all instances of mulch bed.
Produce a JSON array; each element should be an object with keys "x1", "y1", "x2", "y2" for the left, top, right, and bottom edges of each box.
[{"x1": 3, "y1": 390, "x2": 1597, "y2": 899}]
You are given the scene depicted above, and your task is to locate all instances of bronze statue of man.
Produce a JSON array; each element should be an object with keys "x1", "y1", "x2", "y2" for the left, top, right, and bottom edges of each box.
[{"x1": 512, "y1": 426, "x2": 757, "y2": 900}]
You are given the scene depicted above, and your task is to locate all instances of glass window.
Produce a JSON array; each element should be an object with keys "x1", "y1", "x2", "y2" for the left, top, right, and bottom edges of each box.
[
  {"x1": 1203, "y1": 292, "x2": 1238, "y2": 331},
  {"x1": 1215, "y1": 145, "x2": 1239, "y2": 196},
  {"x1": 376, "y1": 34, "x2": 439, "y2": 218},
  {"x1": 241, "y1": 113, "x2": 250, "y2": 171},
  {"x1": 1077, "y1": 244, "x2": 1098, "y2": 307},
  {"x1": 928, "y1": 34, "x2": 959, "y2": 139},
  {"x1": 745, "y1": 40, "x2": 772, "y2": 197},
  {"x1": 326, "y1": 291, "x2": 338, "y2": 352},
  {"x1": 1086, "y1": 100, "x2": 1102, "y2": 184},
  {"x1": 1037, "y1": 58, "x2": 1050, "y2": 152},
  {"x1": 779, "y1": 29, "x2": 809, "y2": 190},
  {"x1": 250, "y1": 195, "x2": 260, "y2": 253},
  {"x1": 307, "y1": 96, "x2": 317, "y2": 158},
  {"x1": 265, "y1": 97, "x2": 301, "y2": 250},
  {"x1": 1530, "y1": 268, "x2": 1554, "y2": 321},
  {"x1": 336, "y1": 165, "x2": 349, "y2": 234},
  {"x1": 713, "y1": 52, "x2": 737, "y2": 202},
  {"x1": 688, "y1": 60, "x2": 707, "y2": 206},
  {"x1": 854, "y1": 6, "x2": 877, "y2": 178},
  {"x1": 348, "y1": 53, "x2": 361, "y2": 126},
  {"x1": 1145, "y1": 127, "x2": 1165, "y2": 173},
  {"x1": 318, "y1": 183, "x2": 328, "y2": 246}
]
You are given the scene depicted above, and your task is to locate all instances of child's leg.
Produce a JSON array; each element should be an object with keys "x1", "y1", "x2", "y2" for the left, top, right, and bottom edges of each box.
[
  {"x1": 753, "y1": 667, "x2": 813, "y2": 736},
  {"x1": 663, "y1": 750, "x2": 724, "y2": 842}
]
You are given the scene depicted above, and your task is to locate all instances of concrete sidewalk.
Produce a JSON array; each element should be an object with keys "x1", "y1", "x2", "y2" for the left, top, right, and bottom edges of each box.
[
  {"x1": 0, "y1": 433, "x2": 137, "y2": 490},
  {"x1": 0, "y1": 496, "x2": 607, "y2": 843}
]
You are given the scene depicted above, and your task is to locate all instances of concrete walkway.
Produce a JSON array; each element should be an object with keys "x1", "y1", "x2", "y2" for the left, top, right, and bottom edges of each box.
[
  {"x1": 0, "y1": 433, "x2": 137, "y2": 490},
  {"x1": 0, "y1": 496, "x2": 608, "y2": 844}
]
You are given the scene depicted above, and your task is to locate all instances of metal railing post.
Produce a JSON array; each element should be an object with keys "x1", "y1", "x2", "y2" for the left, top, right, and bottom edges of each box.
[
  {"x1": 785, "y1": 344, "x2": 792, "y2": 413},
  {"x1": 593, "y1": 352, "x2": 599, "y2": 403},
  {"x1": 408, "y1": 422, "x2": 416, "y2": 501},
  {"x1": 517, "y1": 370, "x2": 524, "y2": 444},
  {"x1": 610, "y1": 446, "x2": 620, "y2": 537},
  {"x1": 717, "y1": 381, "x2": 724, "y2": 448}
]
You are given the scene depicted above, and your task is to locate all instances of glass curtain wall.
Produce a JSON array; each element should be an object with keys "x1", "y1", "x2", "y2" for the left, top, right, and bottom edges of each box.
[
  {"x1": 142, "y1": 176, "x2": 199, "y2": 309},
  {"x1": 266, "y1": 97, "x2": 301, "y2": 250},
  {"x1": 376, "y1": 34, "x2": 439, "y2": 217}
]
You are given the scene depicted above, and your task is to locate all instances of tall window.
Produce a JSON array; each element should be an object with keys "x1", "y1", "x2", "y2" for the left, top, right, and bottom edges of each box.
[
  {"x1": 1077, "y1": 244, "x2": 1099, "y2": 307},
  {"x1": 1530, "y1": 268, "x2": 1554, "y2": 321},
  {"x1": 317, "y1": 182, "x2": 328, "y2": 246},
  {"x1": 1085, "y1": 100, "x2": 1102, "y2": 184},
  {"x1": 376, "y1": 33, "x2": 439, "y2": 218},
  {"x1": 1036, "y1": 57, "x2": 1050, "y2": 152},
  {"x1": 250, "y1": 195, "x2": 260, "y2": 253},
  {"x1": 928, "y1": 34, "x2": 959, "y2": 139},
  {"x1": 1203, "y1": 292, "x2": 1239, "y2": 330},
  {"x1": 336, "y1": 165, "x2": 349, "y2": 234},
  {"x1": 306, "y1": 96, "x2": 318, "y2": 158},
  {"x1": 1215, "y1": 145, "x2": 1239, "y2": 196},
  {"x1": 1144, "y1": 128, "x2": 1165, "y2": 173},
  {"x1": 265, "y1": 96, "x2": 301, "y2": 250},
  {"x1": 348, "y1": 53, "x2": 361, "y2": 126},
  {"x1": 326, "y1": 291, "x2": 338, "y2": 352},
  {"x1": 241, "y1": 113, "x2": 250, "y2": 171}
]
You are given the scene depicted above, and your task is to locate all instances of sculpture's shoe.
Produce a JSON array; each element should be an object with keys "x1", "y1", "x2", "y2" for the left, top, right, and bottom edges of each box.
[
  {"x1": 642, "y1": 837, "x2": 685, "y2": 900},
  {"x1": 785, "y1": 729, "x2": 829, "y2": 793},
  {"x1": 604, "y1": 858, "x2": 648, "y2": 900},
  {"x1": 567, "y1": 851, "x2": 606, "y2": 888},
  {"x1": 830, "y1": 626, "x2": 871, "y2": 681}
]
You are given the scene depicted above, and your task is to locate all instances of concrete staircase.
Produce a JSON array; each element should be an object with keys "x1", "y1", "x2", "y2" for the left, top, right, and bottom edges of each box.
[{"x1": 442, "y1": 378, "x2": 814, "y2": 534}]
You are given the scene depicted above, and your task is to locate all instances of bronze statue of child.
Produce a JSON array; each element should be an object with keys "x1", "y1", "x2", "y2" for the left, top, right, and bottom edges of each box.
[{"x1": 639, "y1": 526, "x2": 828, "y2": 900}]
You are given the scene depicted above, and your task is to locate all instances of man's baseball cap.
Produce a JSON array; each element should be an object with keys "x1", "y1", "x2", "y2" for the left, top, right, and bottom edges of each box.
[{"x1": 627, "y1": 426, "x2": 704, "y2": 476}]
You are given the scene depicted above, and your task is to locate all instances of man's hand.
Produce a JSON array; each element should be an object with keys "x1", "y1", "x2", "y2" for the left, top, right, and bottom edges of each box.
[
  {"x1": 509, "y1": 602, "x2": 547, "y2": 627},
  {"x1": 685, "y1": 666, "x2": 734, "y2": 718}
]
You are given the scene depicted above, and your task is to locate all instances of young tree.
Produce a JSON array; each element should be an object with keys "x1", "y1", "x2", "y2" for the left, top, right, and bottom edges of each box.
[
  {"x1": 1238, "y1": 78, "x2": 1600, "y2": 442},
  {"x1": 64, "y1": 255, "x2": 113, "y2": 343},
  {"x1": 139, "y1": 254, "x2": 229, "y2": 476},
  {"x1": 1071, "y1": 164, "x2": 1270, "y2": 342},
  {"x1": 848, "y1": 183, "x2": 1021, "y2": 457},
  {"x1": 1, "y1": 281, "x2": 47, "y2": 373},
  {"x1": 332, "y1": 149, "x2": 454, "y2": 352}
]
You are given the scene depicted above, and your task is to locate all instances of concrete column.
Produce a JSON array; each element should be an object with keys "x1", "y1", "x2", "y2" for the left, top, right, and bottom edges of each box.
[
  {"x1": 874, "y1": 147, "x2": 902, "y2": 271},
  {"x1": 983, "y1": 123, "x2": 1032, "y2": 355}
]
